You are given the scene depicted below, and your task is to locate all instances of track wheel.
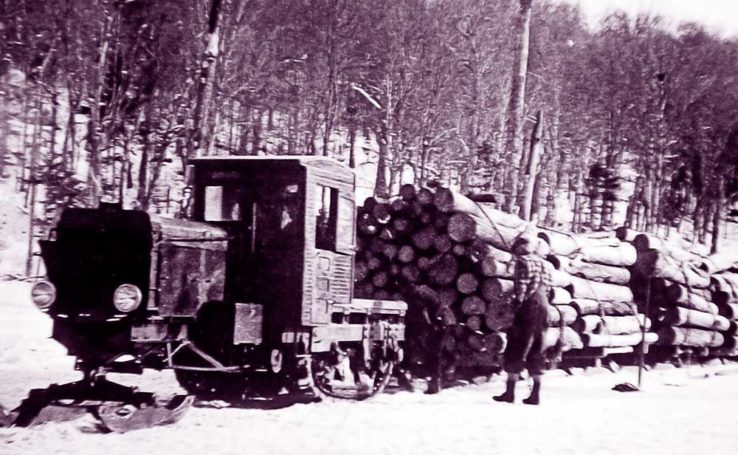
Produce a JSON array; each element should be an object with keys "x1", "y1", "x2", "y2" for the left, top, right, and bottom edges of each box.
[{"x1": 309, "y1": 345, "x2": 398, "y2": 401}]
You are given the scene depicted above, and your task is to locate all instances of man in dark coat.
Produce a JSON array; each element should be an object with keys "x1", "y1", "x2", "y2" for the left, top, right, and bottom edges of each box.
[
  {"x1": 494, "y1": 234, "x2": 552, "y2": 405},
  {"x1": 403, "y1": 285, "x2": 455, "y2": 394}
]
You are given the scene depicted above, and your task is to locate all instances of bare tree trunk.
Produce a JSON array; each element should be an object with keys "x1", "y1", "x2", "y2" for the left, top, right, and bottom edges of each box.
[
  {"x1": 25, "y1": 90, "x2": 42, "y2": 276},
  {"x1": 49, "y1": 88, "x2": 58, "y2": 163},
  {"x1": 251, "y1": 109, "x2": 261, "y2": 155},
  {"x1": 348, "y1": 124, "x2": 356, "y2": 169},
  {"x1": 188, "y1": 0, "x2": 222, "y2": 160},
  {"x1": 322, "y1": 20, "x2": 339, "y2": 157},
  {"x1": 522, "y1": 110, "x2": 543, "y2": 221},
  {"x1": 19, "y1": 88, "x2": 30, "y2": 193},
  {"x1": 375, "y1": 127, "x2": 389, "y2": 198},
  {"x1": 701, "y1": 198, "x2": 713, "y2": 246},
  {"x1": 137, "y1": 123, "x2": 150, "y2": 210},
  {"x1": 502, "y1": 0, "x2": 533, "y2": 213},
  {"x1": 419, "y1": 139, "x2": 429, "y2": 186},
  {"x1": 86, "y1": 9, "x2": 115, "y2": 207},
  {"x1": 711, "y1": 176, "x2": 725, "y2": 254}
]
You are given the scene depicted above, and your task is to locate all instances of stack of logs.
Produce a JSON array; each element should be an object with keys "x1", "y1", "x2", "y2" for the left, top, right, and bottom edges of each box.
[
  {"x1": 700, "y1": 252, "x2": 738, "y2": 356},
  {"x1": 541, "y1": 230, "x2": 656, "y2": 356},
  {"x1": 354, "y1": 185, "x2": 509, "y2": 371},
  {"x1": 622, "y1": 230, "x2": 729, "y2": 356},
  {"x1": 354, "y1": 184, "x2": 655, "y2": 372}
]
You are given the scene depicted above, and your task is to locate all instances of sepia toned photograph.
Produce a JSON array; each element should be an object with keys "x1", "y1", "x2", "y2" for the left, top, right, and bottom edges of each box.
[{"x1": 0, "y1": 0, "x2": 737, "y2": 453}]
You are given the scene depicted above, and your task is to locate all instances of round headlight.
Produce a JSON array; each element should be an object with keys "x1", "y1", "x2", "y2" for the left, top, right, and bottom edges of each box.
[
  {"x1": 31, "y1": 280, "x2": 56, "y2": 310},
  {"x1": 113, "y1": 284, "x2": 142, "y2": 313}
]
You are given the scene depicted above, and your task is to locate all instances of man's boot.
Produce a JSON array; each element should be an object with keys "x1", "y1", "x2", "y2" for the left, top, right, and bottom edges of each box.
[
  {"x1": 493, "y1": 375, "x2": 517, "y2": 403},
  {"x1": 523, "y1": 377, "x2": 541, "y2": 405}
]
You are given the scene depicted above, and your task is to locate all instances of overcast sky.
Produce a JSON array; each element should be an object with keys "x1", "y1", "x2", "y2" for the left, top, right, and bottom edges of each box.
[{"x1": 555, "y1": 0, "x2": 738, "y2": 38}]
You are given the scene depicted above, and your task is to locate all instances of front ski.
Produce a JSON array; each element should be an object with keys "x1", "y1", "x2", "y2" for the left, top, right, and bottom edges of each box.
[{"x1": 96, "y1": 394, "x2": 193, "y2": 433}]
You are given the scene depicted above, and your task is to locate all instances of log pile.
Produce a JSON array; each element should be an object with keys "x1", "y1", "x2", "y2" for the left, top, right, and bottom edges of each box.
[
  {"x1": 354, "y1": 185, "x2": 561, "y2": 372},
  {"x1": 621, "y1": 229, "x2": 726, "y2": 351},
  {"x1": 540, "y1": 230, "x2": 653, "y2": 353},
  {"x1": 354, "y1": 185, "x2": 738, "y2": 375},
  {"x1": 706, "y1": 255, "x2": 738, "y2": 356},
  {"x1": 354, "y1": 185, "x2": 659, "y2": 373}
]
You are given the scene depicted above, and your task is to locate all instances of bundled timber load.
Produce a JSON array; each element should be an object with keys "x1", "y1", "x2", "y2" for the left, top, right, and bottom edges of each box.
[
  {"x1": 622, "y1": 230, "x2": 738, "y2": 354},
  {"x1": 619, "y1": 230, "x2": 717, "y2": 358},
  {"x1": 636, "y1": 276, "x2": 725, "y2": 351},
  {"x1": 536, "y1": 227, "x2": 653, "y2": 353},
  {"x1": 355, "y1": 186, "x2": 530, "y2": 374},
  {"x1": 437, "y1": 188, "x2": 550, "y2": 255},
  {"x1": 535, "y1": 226, "x2": 655, "y2": 352},
  {"x1": 356, "y1": 184, "x2": 671, "y2": 373}
]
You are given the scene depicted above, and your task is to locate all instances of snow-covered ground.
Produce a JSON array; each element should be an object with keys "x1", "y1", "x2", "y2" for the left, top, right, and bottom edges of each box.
[{"x1": 1, "y1": 281, "x2": 738, "y2": 455}]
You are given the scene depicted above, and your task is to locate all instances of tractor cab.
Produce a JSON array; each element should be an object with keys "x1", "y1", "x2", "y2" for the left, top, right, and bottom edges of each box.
[{"x1": 190, "y1": 157, "x2": 359, "y2": 346}]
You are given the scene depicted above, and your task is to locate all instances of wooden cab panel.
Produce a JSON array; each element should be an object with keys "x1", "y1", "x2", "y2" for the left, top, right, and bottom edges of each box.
[{"x1": 301, "y1": 160, "x2": 356, "y2": 326}]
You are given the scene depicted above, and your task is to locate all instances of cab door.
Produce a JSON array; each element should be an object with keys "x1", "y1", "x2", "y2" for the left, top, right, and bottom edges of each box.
[{"x1": 306, "y1": 183, "x2": 355, "y2": 325}]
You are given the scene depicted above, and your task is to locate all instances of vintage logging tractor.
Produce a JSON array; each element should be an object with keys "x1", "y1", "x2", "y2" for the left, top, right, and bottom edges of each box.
[{"x1": 16, "y1": 157, "x2": 407, "y2": 431}]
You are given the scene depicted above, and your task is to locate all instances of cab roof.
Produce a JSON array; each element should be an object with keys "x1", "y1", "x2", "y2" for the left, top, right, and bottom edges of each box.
[{"x1": 191, "y1": 156, "x2": 354, "y2": 182}]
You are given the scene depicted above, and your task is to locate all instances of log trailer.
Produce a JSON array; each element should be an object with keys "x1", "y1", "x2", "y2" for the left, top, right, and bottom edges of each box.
[{"x1": 14, "y1": 157, "x2": 407, "y2": 431}]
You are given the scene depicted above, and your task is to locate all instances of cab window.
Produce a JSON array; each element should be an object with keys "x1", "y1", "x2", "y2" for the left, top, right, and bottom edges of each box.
[
  {"x1": 254, "y1": 183, "x2": 301, "y2": 252},
  {"x1": 315, "y1": 185, "x2": 337, "y2": 251},
  {"x1": 203, "y1": 185, "x2": 242, "y2": 222}
]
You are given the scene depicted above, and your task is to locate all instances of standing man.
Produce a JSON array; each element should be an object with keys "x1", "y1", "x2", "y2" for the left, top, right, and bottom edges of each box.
[
  {"x1": 403, "y1": 285, "x2": 455, "y2": 395},
  {"x1": 494, "y1": 234, "x2": 552, "y2": 405}
]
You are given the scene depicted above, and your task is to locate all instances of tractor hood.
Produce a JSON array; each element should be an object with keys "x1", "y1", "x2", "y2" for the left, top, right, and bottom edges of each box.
[
  {"x1": 148, "y1": 216, "x2": 229, "y2": 317},
  {"x1": 39, "y1": 205, "x2": 229, "y2": 321}
]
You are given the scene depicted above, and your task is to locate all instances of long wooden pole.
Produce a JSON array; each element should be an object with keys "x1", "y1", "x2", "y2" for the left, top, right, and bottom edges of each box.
[
  {"x1": 637, "y1": 279, "x2": 652, "y2": 389},
  {"x1": 522, "y1": 110, "x2": 543, "y2": 221}
]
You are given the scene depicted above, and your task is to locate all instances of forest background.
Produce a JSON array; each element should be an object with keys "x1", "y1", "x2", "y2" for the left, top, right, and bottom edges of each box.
[{"x1": 1, "y1": 0, "x2": 738, "y2": 276}]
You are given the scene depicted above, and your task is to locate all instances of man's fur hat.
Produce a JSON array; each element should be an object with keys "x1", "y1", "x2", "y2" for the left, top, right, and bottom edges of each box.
[{"x1": 511, "y1": 233, "x2": 537, "y2": 255}]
